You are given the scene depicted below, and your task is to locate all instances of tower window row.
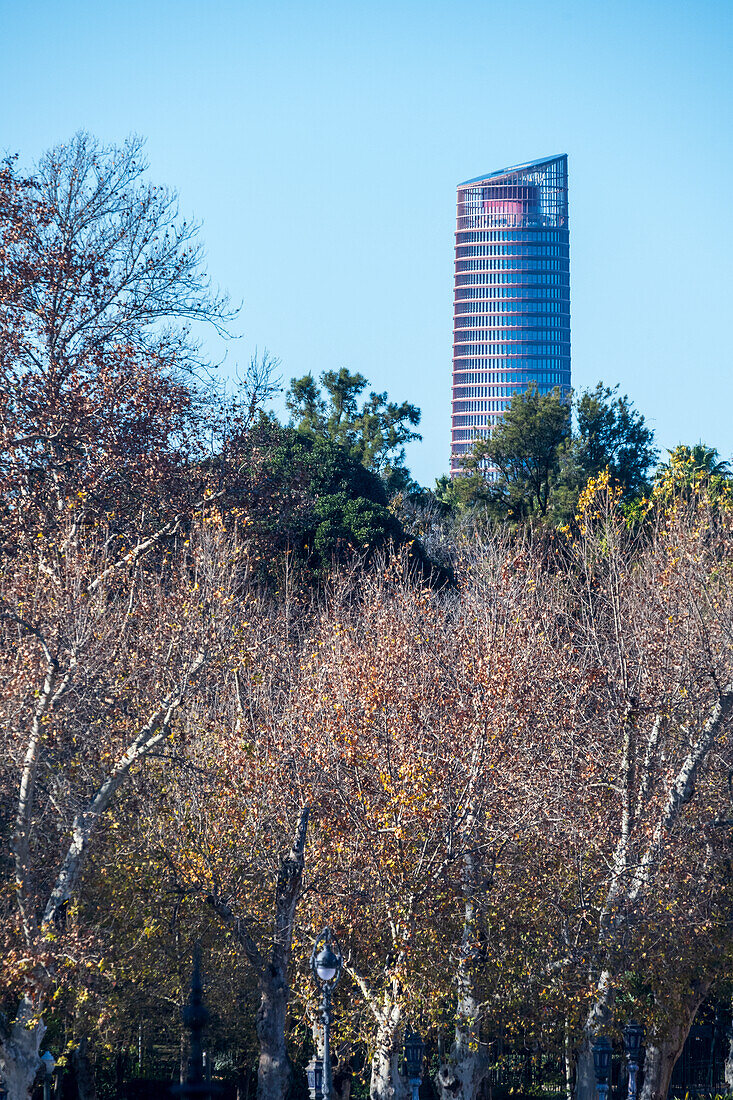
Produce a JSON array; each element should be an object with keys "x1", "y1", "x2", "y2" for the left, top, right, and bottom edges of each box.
[
  {"x1": 454, "y1": 404, "x2": 511, "y2": 417},
  {"x1": 454, "y1": 327, "x2": 569, "y2": 341},
  {"x1": 453, "y1": 370, "x2": 570, "y2": 385},
  {"x1": 453, "y1": 427, "x2": 493, "y2": 440},
  {"x1": 453, "y1": 374, "x2": 566, "y2": 395},
  {"x1": 455, "y1": 287, "x2": 569, "y2": 301},
  {"x1": 456, "y1": 272, "x2": 570, "y2": 287},
  {"x1": 457, "y1": 357, "x2": 570, "y2": 370},
  {"x1": 456, "y1": 300, "x2": 569, "y2": 315},
  {"x1": 456, "y1": 244, "x2": 569, "y2": 258},
  {"x1": 454, "y1": 387, "x2": 517, "y2": 401},
  {"x1": 455, "y1": 321, "x2": 570, "y2": 334},
  {"x1": 455, "y1": 343, "x2": 569, "y2": 357},
  {"x1": 456, "y1": 258, "x2": 569, "y2": 273},
  {"x1": 456, "y1": 230, "x2": 568, "y2": 244},
  {"x1": 457, "y1": 213, "x2": 568, "y2": 230}
]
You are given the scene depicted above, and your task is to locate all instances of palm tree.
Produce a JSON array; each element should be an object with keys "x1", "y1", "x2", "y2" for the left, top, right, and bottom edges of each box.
[{"x1": 657, "y1": 443, "x2": 731, "y2": 481}]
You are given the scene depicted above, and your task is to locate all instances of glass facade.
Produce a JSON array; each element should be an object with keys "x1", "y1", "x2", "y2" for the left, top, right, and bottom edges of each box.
[{"x1": 451, "y1": 155, "x2": 571, "y2": 473}]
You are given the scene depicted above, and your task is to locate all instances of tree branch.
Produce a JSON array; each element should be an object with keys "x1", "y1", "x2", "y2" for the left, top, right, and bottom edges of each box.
[{"x1": 40, "y1": 650, "x2": 207, "y2": 927}]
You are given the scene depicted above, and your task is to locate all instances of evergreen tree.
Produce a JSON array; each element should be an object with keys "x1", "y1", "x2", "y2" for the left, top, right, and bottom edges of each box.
[
  {"x1": 575, "y1": 382, "x2": 658, "y2": 497},
  {"x1": 445, "y1": 382, "x2": 657, "y2": 524},
  {"x1": 473, "y1": 385, "x2": 571, "y2": 519},
  {"x1": 286, "y1": 368, "x2": 421, "y2": 494}
]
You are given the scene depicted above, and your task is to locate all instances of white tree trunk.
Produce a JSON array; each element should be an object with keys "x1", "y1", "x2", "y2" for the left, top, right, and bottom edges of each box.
[
  {"x1": 573, "y1": 688, "x2": 733, "y2": 1100},
  {"x1": 721, "y1": 990, "x2": 726, "y2": 1091},
  {"x1": 4, "y1": 631, "x2": 207, "y2": 1100},
  {"x1": 574, "y1": 1039, "x2": 596, "y2": 1100},
  {"x1": 0, "y1": 996, "x2": 46, "y2": 1100},
  {"x1": 639, "y1": 1041, "x2": 679, "y2": 1100},
  {"x1": 435, "y1": 848, "x2": 490, "y2": 1100},
  {"x1": 369, "y1": 1000, "x2": 407, "y2": 1100},
  {"x1": 564, "y1": 1022, "x2": 573, "y2": 1100},
  {"x1": 435, "y1": 997, "x2": 489, "y2": 1100}
]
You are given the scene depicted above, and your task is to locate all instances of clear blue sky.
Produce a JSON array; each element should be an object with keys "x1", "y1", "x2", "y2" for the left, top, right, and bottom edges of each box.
[{"x1": 2, "y1": 0, "x2": 732, "y2": 487}]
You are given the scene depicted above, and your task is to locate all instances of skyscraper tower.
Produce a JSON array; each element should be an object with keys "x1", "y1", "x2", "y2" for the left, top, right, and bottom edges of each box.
[{"x1": 451, "y1": 155, "x2": 570, "y2": 473}]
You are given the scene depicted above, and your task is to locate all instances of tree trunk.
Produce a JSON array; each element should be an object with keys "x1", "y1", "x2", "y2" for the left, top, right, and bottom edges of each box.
[
  {"x1": 72, "y1": 1036, "x2": 98, "y2": 1100},
  {"x1": 575, "y1": 967, "x2": 615, "y2": 1100},
  {"x1": 575, "y1": 1039, "x2": 596, "y2": 1100},
  {"x1": 369, "y1": 998, "x2": 406, "y2": 1100},
  {"x1": 0, "y1": 995, "x2": 46, "y2": 1100},
  {"x1": 564, "y1": 1022, "x2": 573, "y2": 1100},
  {"x1": 640, "y1": 1041, "x2": 681, "y2": 1100},
  {"x1": 435, "y1": 847, "x2": 490, "y2": 1100},
  {"x1": 435, "y1": 1012, "x2": 490, "y2": 1100},
  {"x1": 255, "y1": 977, "x2": 290, "y2": 1100},
  {"x1": 725, "y1": 989, "x2": 733, "y2": 1092},
  {"x1": 180, "y1": 1030, "x2": 187, "y2": 1086},
  {"x1": 207, "y1": 806, "x2": 310, "y2": 1100},
  {"x1": 115, "y1": 1045, "x2": 128, "y2": 1100},
  {"x1": 639, "y1": 980, "x2": 711, "y2": 1100},
  {"x1": 333, "y1": 1063, "x2": 353, "y2": 1100}
]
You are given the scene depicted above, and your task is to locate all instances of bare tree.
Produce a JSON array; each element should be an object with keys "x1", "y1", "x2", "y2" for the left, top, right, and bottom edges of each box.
[
  {"x1": 207, "y1": 808, "x2": 310, "y2": 1100},
  {"x1": 0, "y1": 520, "x2": 234, "y2": 1100},
  {"x1": 0, "y1": 133, "x2": 235, "y2": 537},
  {"x1": 540, "y1": 484, "x2": 733, "y2": 1100},
  {"x1": 154, "y1": 587, "x2": 321, "y2": 1100}
]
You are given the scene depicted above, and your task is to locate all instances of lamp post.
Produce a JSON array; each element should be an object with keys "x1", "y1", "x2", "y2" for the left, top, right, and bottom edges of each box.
[
  {"x1": 623, "y1": 1022, "x2": 644, "y2": 1100},
  {"x1": 592, "y1": 1037, "x2": 612, "y2": 1100},
  {"x1": 40, "y1": 1051, "x2": 55, "y2": 1100},
  {"x1": 307, "y1": 1056, "x2": 324, "y2": 1100},
  {"x1": 173, "y1": 945, "x2": 220, "y2": 1099},
  {"x1": 310, "y1": 928, "x2": 343, "y2": 1100},
  {"x1": 403, "y1": 1030, "x2": 425, "y2": 1100}
]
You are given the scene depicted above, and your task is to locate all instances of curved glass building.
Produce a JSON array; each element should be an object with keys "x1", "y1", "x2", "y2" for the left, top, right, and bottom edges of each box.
[{"x1": 451, "y1": 155, "x2": 570, "y2": 473}]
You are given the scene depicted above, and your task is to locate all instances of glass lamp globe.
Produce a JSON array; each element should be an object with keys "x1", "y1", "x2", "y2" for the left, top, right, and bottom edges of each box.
[{"x1": 314, "y1": 943, "x2": 340, "y2": 982}]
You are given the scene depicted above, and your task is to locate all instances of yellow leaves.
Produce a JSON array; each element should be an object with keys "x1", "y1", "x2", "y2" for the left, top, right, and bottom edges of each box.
[{"x1": 575, "y1": 469, "x2": 625, "y2": 530}]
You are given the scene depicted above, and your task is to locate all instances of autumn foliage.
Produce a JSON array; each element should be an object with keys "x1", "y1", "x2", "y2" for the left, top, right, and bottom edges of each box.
[{"x1": 2, "y1": 135, "x2": 733, "y2": 1100}]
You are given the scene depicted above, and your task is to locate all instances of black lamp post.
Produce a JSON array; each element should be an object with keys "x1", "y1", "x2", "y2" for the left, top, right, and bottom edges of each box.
[
  {"x1": 623, "y1": 1022, "x2": 644, "y2": 1100},
  {"x1": 173, "y1": 945, "x2": 220, "y2": 1099},
  {"x1": 403, "y1": 1030, "x2": 425, "y2": 1100},
  {"x1": 592, "y1": 1037, "x2": 612, "y2": 1100},
  {"x1": 310, "y1": 929, "x2": 343, "y2": 1100}
]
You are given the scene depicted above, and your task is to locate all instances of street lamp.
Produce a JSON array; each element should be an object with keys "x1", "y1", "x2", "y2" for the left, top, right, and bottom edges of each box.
[
  {"x1": 40, "y1": 1051, "x2": 55, "y2": 1100},
  {"x1": 307, "y1": 1056, "x2": 324, "y2": 1100},
  {"x1": 592, "y1": 1037, "x2": 612, "y2": 1100},
  {"x1": 310, "y1": 928, "x2": 343, "y2": 1100},
  {"x1": 173, "y1": 945, "x2": 220, "y2": 1098},
  {"x1": 403, "y1": 1030, "x2": 425, "y2": 1100},
  {"x1": 623, "y1": 1022, "x2": 644, "y2": 1100}
]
